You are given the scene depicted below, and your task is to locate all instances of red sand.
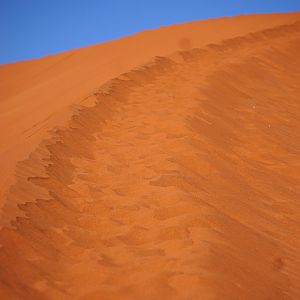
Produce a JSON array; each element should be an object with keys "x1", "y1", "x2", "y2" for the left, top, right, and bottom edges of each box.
[{"x1": 0, "y1": 12, "x2": 300, "y2": 299}]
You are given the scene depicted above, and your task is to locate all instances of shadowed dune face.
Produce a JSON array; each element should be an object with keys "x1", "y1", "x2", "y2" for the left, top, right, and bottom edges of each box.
[{"x1": 0, "y1": 19, "x2": 299, "y2": 300}]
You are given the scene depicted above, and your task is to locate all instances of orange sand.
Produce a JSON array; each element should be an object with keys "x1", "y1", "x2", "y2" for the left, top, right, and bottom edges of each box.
[{"x1": 0, "y1": 12, "x2": 300, "y2": 300}]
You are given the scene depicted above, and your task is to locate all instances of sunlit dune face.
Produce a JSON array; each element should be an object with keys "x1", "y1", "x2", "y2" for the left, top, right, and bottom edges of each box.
[{"x1": 178, "y1": 37, "x2": 193, "y2": 50}]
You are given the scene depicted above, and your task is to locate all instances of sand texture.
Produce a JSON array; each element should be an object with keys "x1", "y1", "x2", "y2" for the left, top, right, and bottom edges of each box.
[{"x1": 0, "y1": 12, "x2": 300, "y2": 300}]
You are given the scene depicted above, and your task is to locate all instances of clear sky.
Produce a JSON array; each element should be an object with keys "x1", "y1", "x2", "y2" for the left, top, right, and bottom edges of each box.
[{"x1": 1, "y1": 0, "x2": 300, "y2": 64}]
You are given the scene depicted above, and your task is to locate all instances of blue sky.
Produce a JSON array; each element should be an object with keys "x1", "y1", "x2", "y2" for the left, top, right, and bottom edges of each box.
[{"x1": 1, "y1": 0, "x2": 300, "y2": 64}]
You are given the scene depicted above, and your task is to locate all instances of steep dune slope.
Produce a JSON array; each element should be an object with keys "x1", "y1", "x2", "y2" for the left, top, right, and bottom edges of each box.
[
  {"x1": 1, "y1": 12, "x2": 300, "y2": 205},
  {"x1": 0, "y1": 17, "x2": 299, "y2": 299}
]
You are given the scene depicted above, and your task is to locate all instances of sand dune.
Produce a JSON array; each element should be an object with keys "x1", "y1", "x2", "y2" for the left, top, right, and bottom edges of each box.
[
  {"x1": 1, "y1": 12, "x2": 300, "y2": 205},
  {"x1": 0, "y1": 12, "x2": 300, "y2": 300}
]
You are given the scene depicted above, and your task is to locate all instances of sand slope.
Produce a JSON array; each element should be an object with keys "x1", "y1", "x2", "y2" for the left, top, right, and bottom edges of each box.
[
  {"x1": 1, "y1": 12, "x2": 300, "y2": 204},
  {"x1": 0, "y1": 13, "x2": 300, "y2": 300}
]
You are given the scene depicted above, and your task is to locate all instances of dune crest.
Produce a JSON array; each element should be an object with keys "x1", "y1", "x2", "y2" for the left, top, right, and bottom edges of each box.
[{"x1": 0, "y1": 16, "x2": 299, "y2": 299}]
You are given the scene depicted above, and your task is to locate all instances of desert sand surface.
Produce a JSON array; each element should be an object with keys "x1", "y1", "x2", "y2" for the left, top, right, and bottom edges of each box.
[{"x1": 0, "y1": 12, "x2": 300, "y2": 300}]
